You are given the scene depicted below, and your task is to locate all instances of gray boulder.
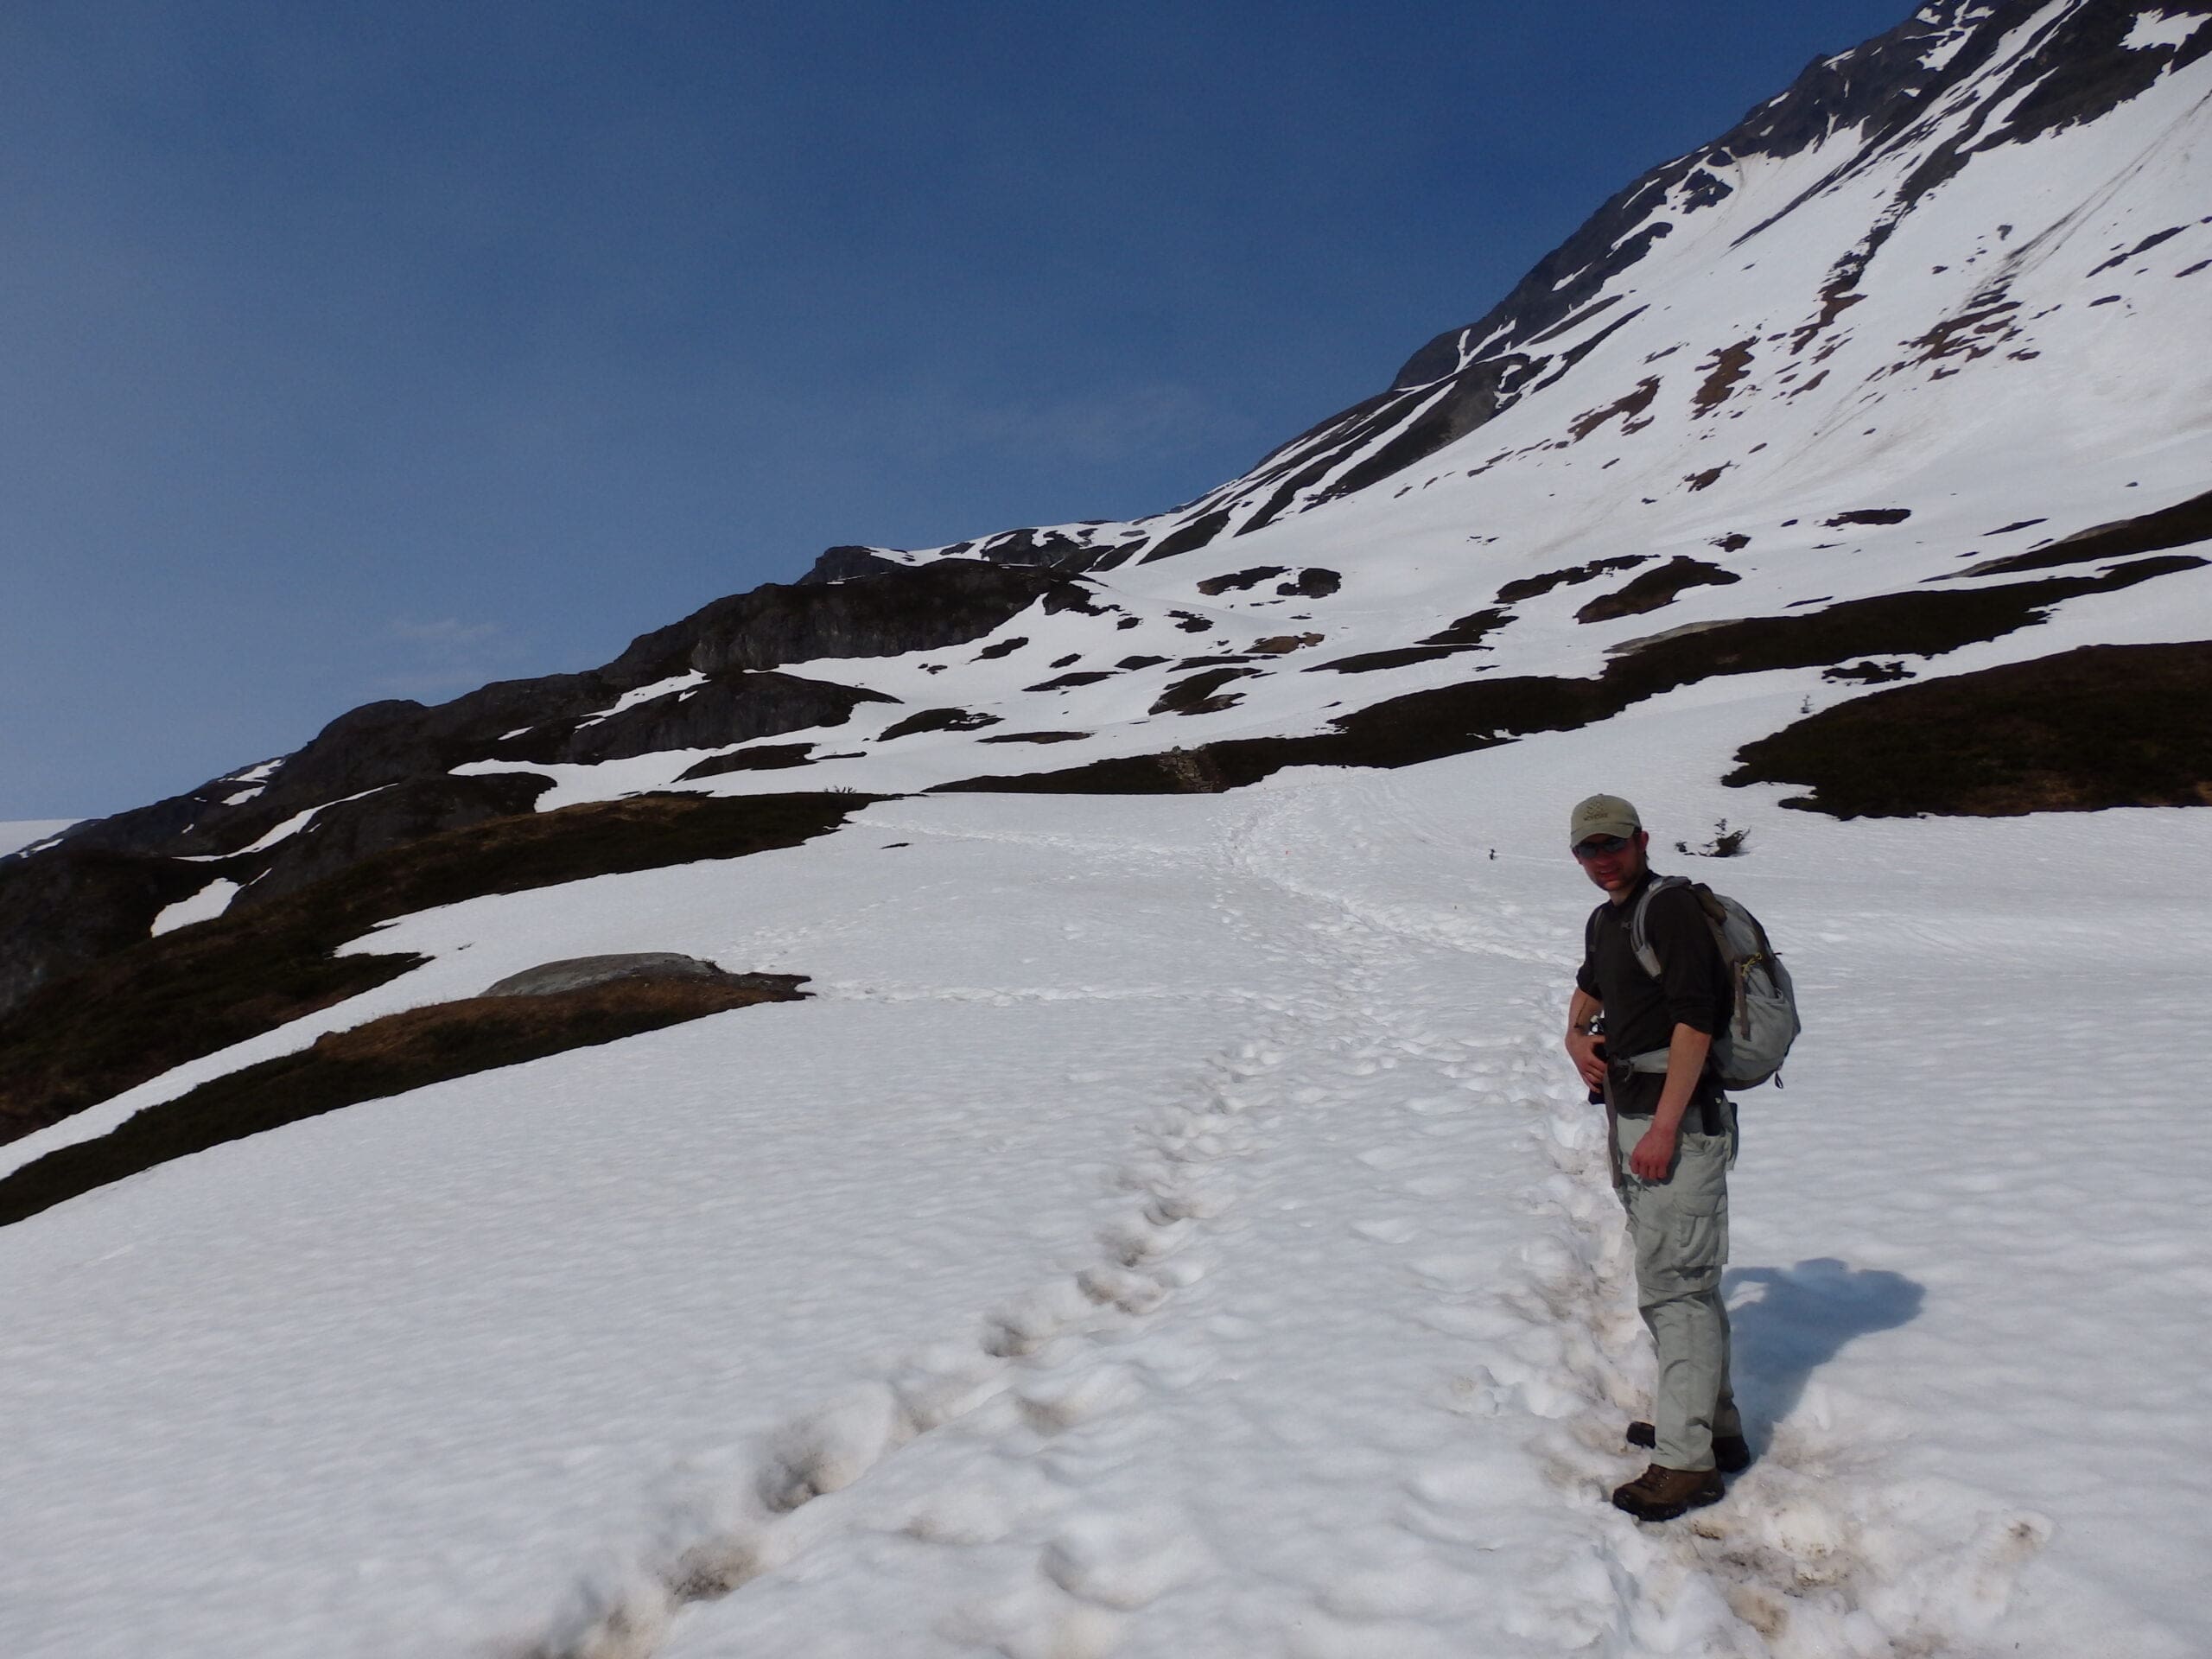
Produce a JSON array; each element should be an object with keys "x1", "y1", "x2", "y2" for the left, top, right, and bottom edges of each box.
[{"x1": 485, "y1": 952, "x2": 771, "y2": 999}]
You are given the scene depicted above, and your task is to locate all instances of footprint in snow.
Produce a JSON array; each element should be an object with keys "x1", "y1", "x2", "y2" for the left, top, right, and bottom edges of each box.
[
  {"x1": 1407, "y1": 1253, "x2": 1488, "y2": 1291},
  {"x1": 1356, "y1": 1146, "x2": 1424, "y2": 1171},
  {"x1": 1016, "y1": 1363, "x2": 1144, "y2": 1434},
  {"x1": 1401, "y1": 1173, "x2": 1465, "y2": 1198},
  {"x1": 1351, "y1": 1217, "x2": 1421, "y2": 1243},
  {"x1": 1039, "y1": 1507, "x2": 1209, "y2": 1611}
]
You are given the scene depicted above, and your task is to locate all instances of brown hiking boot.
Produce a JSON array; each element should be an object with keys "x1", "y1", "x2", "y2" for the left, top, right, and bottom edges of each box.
[
  {"x1": 1626, "y1": 1421, "x2": 1751, "y2": 1473},
  {"x1": 1611, "y1": 1462, "x2": 1726, "y2": 1522}
]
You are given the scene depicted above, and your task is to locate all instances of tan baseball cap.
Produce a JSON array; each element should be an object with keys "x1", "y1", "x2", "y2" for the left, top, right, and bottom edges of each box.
[{"x1": 1568, "y1": 793, "x2": 1642, "y2": 846}]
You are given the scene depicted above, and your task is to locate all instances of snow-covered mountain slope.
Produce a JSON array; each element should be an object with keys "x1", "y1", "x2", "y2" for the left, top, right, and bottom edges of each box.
[
  {"x1": 3, "y1": 4, "x2": 2211, "y2": 1654},
  {"x1": 7, "y1": 0, "x2": 2208, "y2": 1009},
  {"x1": 4, "y1": 747, "x2": 2209, "y2": 1659}
]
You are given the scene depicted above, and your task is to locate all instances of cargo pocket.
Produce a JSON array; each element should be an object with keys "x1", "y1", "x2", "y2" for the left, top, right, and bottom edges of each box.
[{"x1": 1669, "y1": 1190, "x2": 1727, "y2": 1290}]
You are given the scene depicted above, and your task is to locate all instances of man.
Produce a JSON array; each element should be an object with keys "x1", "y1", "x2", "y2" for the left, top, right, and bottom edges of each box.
[{"x1": 1562, "y1": 793, "x2": 1750, "y2": 1522}]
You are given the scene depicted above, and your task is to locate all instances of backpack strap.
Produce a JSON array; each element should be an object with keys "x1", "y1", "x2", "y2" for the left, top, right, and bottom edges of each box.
[{"x1": 1628, "y1": 874, "x2": 1691, "y2": 979}]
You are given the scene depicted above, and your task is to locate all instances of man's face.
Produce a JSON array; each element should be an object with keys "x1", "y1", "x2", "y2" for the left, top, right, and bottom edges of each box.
[{"x1": 1574, "y1": 828, "x2": 1649, "y2": 898}]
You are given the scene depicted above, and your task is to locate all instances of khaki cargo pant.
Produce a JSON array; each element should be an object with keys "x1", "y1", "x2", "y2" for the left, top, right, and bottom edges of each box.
[{"x1": 1611, "y1": 1107, "x2": 1742, "y2": 1471}]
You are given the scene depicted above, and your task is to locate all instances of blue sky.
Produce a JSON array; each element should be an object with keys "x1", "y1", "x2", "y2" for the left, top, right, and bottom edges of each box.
[{"x1": 2, "y1": 0, "x2": 1911, "y2": 820}]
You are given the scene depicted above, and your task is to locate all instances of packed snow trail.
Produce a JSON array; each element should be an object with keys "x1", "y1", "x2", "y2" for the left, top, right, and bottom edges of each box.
[
  {"x1": 3, "y1": 727, "x2": 2207, "y2": 1657},
  {"x1": 505, "y1": 775, "x2": 2076, "y2": 1659}
]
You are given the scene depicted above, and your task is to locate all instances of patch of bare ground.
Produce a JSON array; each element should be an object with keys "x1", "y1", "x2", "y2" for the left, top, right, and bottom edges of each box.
[
  {"x1": 875, "y1": 709, "x2": 1002, "y2": 742},
  {"x1": 1957, "y1": 485, "x2": 2212, "y2": 577},
  {"x1": 1494, "y1": 555, "x2": 1651, "y2": 604},
  {"x1": 1726, "y1": 642, "x2": 2212, "y2": 817},
  {"x1": 975, "y1": 731, "x2": 1090, "y2": 744},
  {"x1": 0, "y1": 975, "x2": 807, "y2": 1229},
  {"x1": 678, "y1": 743, "x2": 818, "y2": 779},
  {"x1": 1308, "y1": 645, "x2": 1464, "y2": 674},
  {"x1": 1691, "y1": 338, "x2": 1756, "y2": 412},
  {"x1": 1277, "y1": 568, "x2": 1341, "y2": 597},
  {"x1": 1421, "y1": 607, "x2": 1512, "y2": 648},
  {"x1": 935, "y1": 559, "x2": 2197, "y2": 798},
  {"x1": 1567, "y1": 375, "x2": 1662, "y2": 441},
  {"x1": 1822, "y1": 659, "x2": 1913, "y2": 684},
  {"x1": 1151, "y1": 667, "x2": 1261, "y2": 715},
  {"x1": 1907, "y1": 294, "x2": 2021, "y2": 365},
  {"x1": 1194, "y1": 566, "x2": 1288, "y2": 596},
  {"x1": 0, "y1": 793, "x2": 874, "y2": 1146},
  {"x1": 1309, "y1": 607, "x2": 1513, "y2": 674},
  {"x1": 1577, "y1": 556, "x2": 1743, "y2": 623}
]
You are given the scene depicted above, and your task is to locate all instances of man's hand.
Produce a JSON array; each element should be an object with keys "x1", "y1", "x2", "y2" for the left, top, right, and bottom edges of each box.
[
  {"x1": 1566, "y1": 1030, "x2": 1607, "y2": 1090},
  {"x1": 1627, "y1": 1122, "x2": 1678, "y2": 1182}
]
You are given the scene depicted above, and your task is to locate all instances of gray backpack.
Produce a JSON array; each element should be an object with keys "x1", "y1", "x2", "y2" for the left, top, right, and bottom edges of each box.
[{"x1": 1629, "y1": 876, "x2": 1801, "y2": 1090}]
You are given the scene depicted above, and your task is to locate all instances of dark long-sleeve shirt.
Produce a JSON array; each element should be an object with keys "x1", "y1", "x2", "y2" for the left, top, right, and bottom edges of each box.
[{"x1": 1576, "y1": 870, "x2": 1732, "y2": 1117}]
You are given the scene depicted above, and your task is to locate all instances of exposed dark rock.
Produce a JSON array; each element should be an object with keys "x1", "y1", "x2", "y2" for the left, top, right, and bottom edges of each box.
[
  {"x1": 1713, "y1": 533, "x2": 1752, "y2": 553},
  {"x1": 0, "y1": 792, "x2": 875, "y2": 1145},
  {"x1": 1279, "y1": 569, "x2": 1342, "y2": 598},
  {"x1": 1495, "y1": 556, "x2": 1650, "y2": 604},
  {"x1": 1692, "y1": 340, "x2": 1756, "y2": 412},
  {"x1": 1728, "y1": 642, "x2": 2212, "y2": 817},
  {"x1": 800, "y1": 545, "x2": 907, "y2": 583},
  {"x1": 1568, "y1": 377, "x2": 1662, "y2": 441},
  {"x1": 1823, "y1": 508, "x2": 1913, "y2": 528},
  {"x1": 1678, "y1": 168, "x2": 1733, "y2": 210},
  {"x1": 1196, "y1": 566, "x2": 1289, "y2": 596},
  {"x1": 1309, "y1": 646, "x2": 1463, "y2": 675},
  {"x1": 238, "y1": 772, "x2": 555, "y2": 908},
  {"x1": 1025, "y1": 671, "x2": 1116, "y2": 692},
  {"x1": 616, "y1": 560, "x2": 1081, "y2": 681},
  {"x1": 0, "y1": 971, "x2": 810, "y2": 1230},
  {"x1": 1251, "y1": 632, "x2": 1324, "y2": 656},
  {"x1": 1822, "y1": 659, "x2": 1914, "y2": 684},
  {"x1": 969, "y1": 526, "x2": 1101, "y2": 569},
  {"x1": 1576, "y1": 557, "x2": 1744, "y2": 624},
  {"x1": 1421, "y1": 607, "x2": 1512, "y2": 649},
  {"x1": 974, "y1": 636, "x2": 1028, "y2": 660},
  {"x1": 877, "y1": 709, "x2": 1002, "y2": 741},
  {"x1": 1168, "y1": 612, "x2": 1214, "y2": 633},
  {"x1": 938, "y1": 556, "x2": 2204, "y2": 799},
  {"x1": 1041, "y1": 583, "x2": 1109, "y2": 616},
  {"x1": 0, "y1": 852, "x2": 208, "y2": 1022},
  {"x1": 1139, "y1": 509, "x2": 1235, "y2": 564},
  {"x1": 560, "y1": 673, "x2": 896, "y2": 766},
  {"x1": 678, "y1": 743, "x2": 818, "y2": 779},
  {"x1": 976, "y1": 731, "x2": 1090, "y2": 744},
  {"x1": 1116, "y1": 655, "x2": 1169, "y2": 671},
  {"x1": 0, "y1": 558, "x2": 1072, "y2": 1006},
  {"x1": 1151, "y1": 668, "x2": 1261, "y2": 716},
  {"x1": 1957, "y1": 486, "x2": 2212, "y2": 577}
]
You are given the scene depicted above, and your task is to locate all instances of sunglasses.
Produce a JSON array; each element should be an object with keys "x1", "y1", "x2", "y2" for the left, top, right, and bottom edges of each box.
[{"x1": 1573, "y1": 834, "x2": 1635, "y2": 860}]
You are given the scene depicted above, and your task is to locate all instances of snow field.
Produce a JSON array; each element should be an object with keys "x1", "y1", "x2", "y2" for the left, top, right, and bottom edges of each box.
[{"x1": 11, "y1": 661, "x2": 2210, "y2": 1656}]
